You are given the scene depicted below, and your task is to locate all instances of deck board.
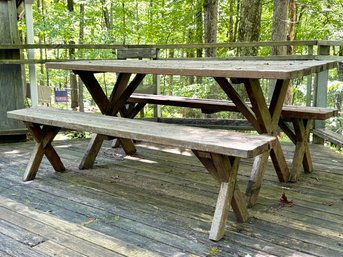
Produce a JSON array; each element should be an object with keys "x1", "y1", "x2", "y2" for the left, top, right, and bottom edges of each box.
[{"x1": 0, "y1": 139, "x2": 342, "y2": 257}]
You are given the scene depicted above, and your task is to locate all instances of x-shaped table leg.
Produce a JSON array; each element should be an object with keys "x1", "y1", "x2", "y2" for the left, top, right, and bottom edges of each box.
[
  {"x1": 75, "y1": 71, "x2": 145, "y2": 169},
  {"x1": 214, "y1": 77, "x2": 290, "y2": 207},
  {"x1": 23, "y1": 122, "x2": 65, "y2": 181},
  {"x1": 279, "y1": 118, "x2": 313, "y2": 182}
]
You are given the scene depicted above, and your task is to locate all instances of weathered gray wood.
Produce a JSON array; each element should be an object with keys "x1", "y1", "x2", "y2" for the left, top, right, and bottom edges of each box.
[
  {"x1": 0, "y1": 0, "x2": 25, "y2": 136},
  {"x1": 8, "y1": 107, "x2": 276, "y2": 158},
  {"x1": 210, "y1": 181, "x2": 236, "y2": 240},
  {"x1": 312, "y1": 128, "x2": 343, "y2": 148},
  {"x1": 0, "y1": 175, "x2": 197, "y2": 256},
  {"x1": 128, "y1": 93, "x2": 338, "y2": 120},
  {"x1": 313, "y1": 45, "x2": 331, "y2": 144},
  {"x1": 1, "y1": 140, "x2": 342, "y2": 256},
  {"x1": 155, "y1": 117, "x2": 255, "y2": 130},
  {"x1": 117, "y1": 48, "x2": 158, "y2": 59},
  {"x1": 0, "y1": 40, "x2": 322, "y2": 52},
  {"x1": 33, "y1": 240, "x2": 87, "y2": 257},
  {"x1": 0, "y1": 219, "x2": 46, "y2": 248},
  {"x1": 0, "y1": 233, "x2": 46, "y2": 257},
  {"x1": 0, "y1": 198, "x2": 152, "y2": 257},
  {"x1": 46, "y1": 60, "x2": 337, "y2": 80}
]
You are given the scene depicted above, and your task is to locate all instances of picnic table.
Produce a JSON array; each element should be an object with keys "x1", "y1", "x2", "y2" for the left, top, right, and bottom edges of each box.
[{"x1": 46, "y1": 59, "x2": 337, "y2": 206}]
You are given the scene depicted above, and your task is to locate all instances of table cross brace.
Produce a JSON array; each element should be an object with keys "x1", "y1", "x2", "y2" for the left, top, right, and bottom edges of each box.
[
  {"x1": 75, "y1": 71, "x2": 146, "y2": 169},
  {"x1": 279, "y1": 118, "x2": 314, "y2": 181}
]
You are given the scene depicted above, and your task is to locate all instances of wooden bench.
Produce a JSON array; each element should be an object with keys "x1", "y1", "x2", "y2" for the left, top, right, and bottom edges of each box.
[
  {"x1": 127, "y1": 93, "x2": 339, "y2": 181},
  {"x1": 7, "y1": 107, "x2": 276, "y2": 241},
  {"x1": 312, "y1": 128, "x2": 343, "y2": 149}
]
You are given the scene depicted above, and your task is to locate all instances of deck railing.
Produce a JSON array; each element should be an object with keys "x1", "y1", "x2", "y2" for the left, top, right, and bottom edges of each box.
[
  {"x1": 1, "y1": 40, "x2": 342, "y2": 137},
  {"x1": 1, "y1": 40, "x2": 342, "y2": 105}
]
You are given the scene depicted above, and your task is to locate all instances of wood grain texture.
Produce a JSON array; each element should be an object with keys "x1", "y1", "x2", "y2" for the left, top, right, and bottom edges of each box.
[
  {"x1": 128, "y1": 93, "x2": 338, "y2": 120},
  {"x1": 0, "y1": 1, "x2": 25, "y2": 135},
  {"x1": 8, "y1": 107, "x2": 276, "y2": 158},
  {"x1": 0, "y1": 140, "x2": 342, "y2": 256},
  {"x1": 46, "y1": 59, "x2": 337, "y2": 80}
]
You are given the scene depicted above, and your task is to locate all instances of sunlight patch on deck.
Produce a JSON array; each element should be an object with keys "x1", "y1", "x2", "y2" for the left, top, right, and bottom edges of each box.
[
  {"x1": 3, "y1": 149, "x2": 21, "y2": 154},
  {"x1": 137, "y1": 143, "x2": 193, "y2": 156},
  {"x1": 125, "y1": 155, "x2": 158, "y2": 164}
]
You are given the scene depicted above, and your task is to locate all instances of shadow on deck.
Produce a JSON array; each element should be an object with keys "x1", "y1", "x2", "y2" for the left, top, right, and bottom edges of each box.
[{"x1": 0, "y1": 139, "x2": 342, "y2": 257}]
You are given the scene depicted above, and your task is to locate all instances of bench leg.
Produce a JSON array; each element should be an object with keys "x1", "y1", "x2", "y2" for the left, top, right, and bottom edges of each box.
[
  {"x1": 80, "y1": 134, "x2": 137, "y2": 170},
  {"x1": 193, "y1": 151, "x2": 249, "y2": 241},
  {"x1": 245, "y1": 151, "x2": 270, "y2": 208},
  {"x1": 24, "y1": 123, "x2": 65, "y2": 181},
  {"x1": 232, "y1": 185, "x2": 250, "y2": 222},
  {"x1": 210, "y1": 181, "x2": 236, "y2": 241},
  {"x1": 117, "y1": 138, "x2": 137, "y2": 154},
  {"x1": 245, "y1": 140, "x2": 288, "y2": 207},
  {"x1": 246, "y1": 140, "x2": 288, "y2": 208},
  {"x1": 79, "y1": 134, "x2": 104, "y2": 169}
]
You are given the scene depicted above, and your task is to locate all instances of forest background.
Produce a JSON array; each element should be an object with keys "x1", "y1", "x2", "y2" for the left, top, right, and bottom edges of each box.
[{"x1": 21, "y1": 0, "x2": 343, "y2": 133}]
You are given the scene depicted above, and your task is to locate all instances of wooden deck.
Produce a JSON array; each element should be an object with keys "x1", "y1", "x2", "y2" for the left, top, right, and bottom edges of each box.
[{"x1": 0, "y1": 139, "x2": 342, "y2": 257}]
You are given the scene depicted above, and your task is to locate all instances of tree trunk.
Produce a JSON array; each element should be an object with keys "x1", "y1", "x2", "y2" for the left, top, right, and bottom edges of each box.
[
  {"x1": 233, "y1": 0, "x2": 240, "y2": 44},
  {"x1": 122, "y1": 1, "x2": 126, "y2": 45},
  {"x1": 338, "y1": 47, "x2": 343, "y2": 82},
  {"x1": 195, "y1": 0, "x2": 203, "y2": 84},
  {"x1": 203, "y1": 0, "x2": 218, "y2": 57},
  {"x1": 227, "y1": 0, "x2": 238, "y2": 42},
  {"x1": 238, "y1": 0, "x2": 262, "y2": 56},
  {"x1": 287, "y1": 0, "x2": 296, "y2": 55},
  {"x1": 195, "y1": 0, "x2": 203, "y2": 56},
  {"x1": 270, "y1": 0, "x2": 292, "y2": 104},
  {"x1": 271, "y1": 0, "x2": 289, "y2": 56},
  {"x1": 67, "y1": 0, "x2": 74, "y2": 11}
]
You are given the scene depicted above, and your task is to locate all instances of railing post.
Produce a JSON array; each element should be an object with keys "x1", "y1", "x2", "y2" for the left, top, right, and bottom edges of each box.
[
  {"x1": 306, "y1": 45, "x2": 314, "y2": 106},
  {"x1": 25, "y1": 0, "x2": 38, "y2": 107},
  {"x1": 313, "y1": 44, "x2": 330, "y2": 144}
]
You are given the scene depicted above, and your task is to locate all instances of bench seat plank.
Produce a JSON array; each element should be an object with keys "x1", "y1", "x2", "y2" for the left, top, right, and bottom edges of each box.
[
  {"x1": 128, "y1": 93, "x2": 338, "y2": 120},
  {"x1": 8, "y1": 107, "x2": 275, "y2": 159}
]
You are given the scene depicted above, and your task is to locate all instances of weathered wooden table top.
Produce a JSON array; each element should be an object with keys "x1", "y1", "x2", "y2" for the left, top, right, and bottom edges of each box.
[{"x1": 46, "y1": 60, "x2": 337, "y2": 79}]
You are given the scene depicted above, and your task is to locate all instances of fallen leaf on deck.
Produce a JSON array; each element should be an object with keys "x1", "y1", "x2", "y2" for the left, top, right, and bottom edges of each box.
[
  {"x1": 322, "y1": 201, "x2": 334, "y2": 206},
  {"x1": 279, "y1": 192, "x2": 294, "y2": 207},
  {"x1": 80, "y1": 217, "x2": 96, "y2": 226}
]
